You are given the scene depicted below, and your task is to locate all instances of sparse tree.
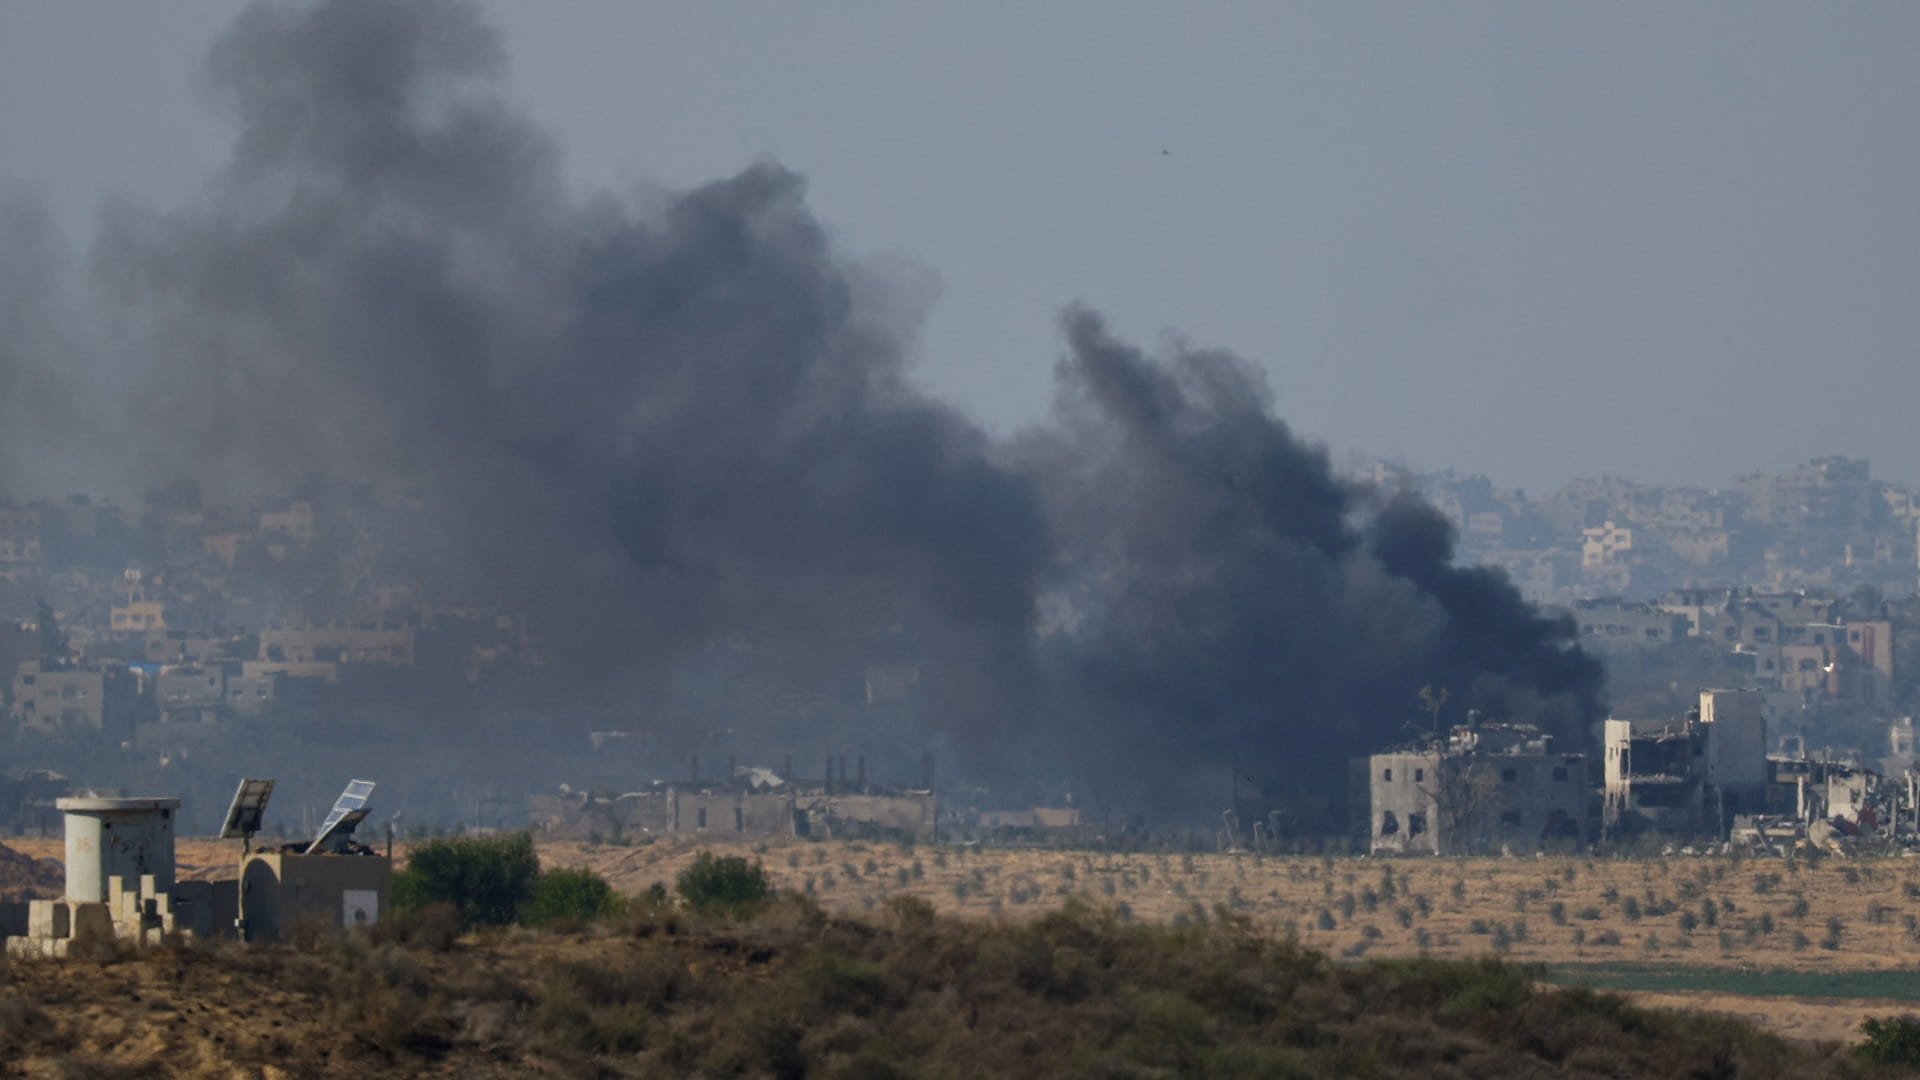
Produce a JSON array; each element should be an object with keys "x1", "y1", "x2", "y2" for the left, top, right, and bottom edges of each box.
[
  {"x1": 1417, "y1": 684, "x2": 1451, "y2": 734},
  {"x1": 1421, "y1": 757, "x2": 1500, "y2": 854}
]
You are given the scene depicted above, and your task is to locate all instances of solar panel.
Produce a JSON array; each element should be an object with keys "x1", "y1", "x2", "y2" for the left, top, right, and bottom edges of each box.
[
  {"x1": 305, "y1": 779, "x2": 376, "y2": 854},
  {"x1": 218, "y1": 778, "x2": 275, "y2": 840}
]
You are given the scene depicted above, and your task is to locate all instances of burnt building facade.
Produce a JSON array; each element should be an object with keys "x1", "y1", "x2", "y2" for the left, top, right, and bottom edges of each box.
[{"x1": 1603, "y1": 688, "x2": 1767, "y2": 837}]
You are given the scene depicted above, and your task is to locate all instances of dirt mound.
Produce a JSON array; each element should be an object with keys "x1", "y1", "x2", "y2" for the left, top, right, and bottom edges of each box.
[{"x1": 0, "y1": 839, "x2": 64, "y2": 900}]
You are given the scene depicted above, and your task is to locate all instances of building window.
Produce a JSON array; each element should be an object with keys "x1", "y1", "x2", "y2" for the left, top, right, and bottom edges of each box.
[
  {"x1": 1501, "y1": 768, "x2": 1517, "y2": 783},
  {"x1": 1382, "y1": 767, "x2": 1393, "y2": 781},
  {"x1": 1407, "y1": 813, "x2": 1426, "y2": 835},
  {"x1": 734, "y1": 808, "x2": 744, "y2": 832},
  {"x1": 696, "y1": 807, "x2": 707, "y2": 829},
  {"x1": 1414, "y1": 768, "x2": 1424, "y2": 783},
  {"x1": 1500, "y1": 810, "x2": 1522, "y2": 827},
  {"x1": 1552, "y1": 767, "x2": 1569, "y2": 782},
  {"x1": 1379, "y1": 811, "x2": 1399, "y2": 836}
]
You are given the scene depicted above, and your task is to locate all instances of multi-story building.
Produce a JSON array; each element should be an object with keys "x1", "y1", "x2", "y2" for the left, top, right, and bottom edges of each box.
[
  {"x1": 1603, "y1": 689, "x2": 1766, "y2": 837},
  {"x1": 1367, "y1": 720, "x2": 1589, "y2": 855},
  {"x1": 11, "y1": 660, "x2": 142, "y2": 735},
  {"x1": 258, "y1": 621, "x2": 414, "y2": 666}
]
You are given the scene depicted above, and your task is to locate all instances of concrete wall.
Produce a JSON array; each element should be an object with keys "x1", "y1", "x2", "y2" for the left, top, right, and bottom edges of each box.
[
  {"x1": 1368, "y1": 752, "x2": 1444, "y2": 855},
  {"x1": 240, "y1": 853, "x2": 391, "y2": 941},
  {"x1": 1700, "y1": 688, "x2": 1767, "y2": 811},
  {"x1": 672, "y1": 790, "x2": 794, "y2": 836},
  {"x1": 60, "y1": 799, "x2": 178, "y2": 903}
]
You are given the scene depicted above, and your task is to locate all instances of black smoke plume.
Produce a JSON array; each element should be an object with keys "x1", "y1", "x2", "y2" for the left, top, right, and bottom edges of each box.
[
  {"x1": 2, "y1": 0, "x2": 1600, "y2": 819},
  {"x1": 1019, "y1": 313, "x2": 1600, "y2": 816}
]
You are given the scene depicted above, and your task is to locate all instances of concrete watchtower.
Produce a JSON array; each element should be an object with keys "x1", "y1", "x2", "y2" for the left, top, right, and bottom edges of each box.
[{"x1": 55, "y1": 797, "x2": 180, "y2": 903}]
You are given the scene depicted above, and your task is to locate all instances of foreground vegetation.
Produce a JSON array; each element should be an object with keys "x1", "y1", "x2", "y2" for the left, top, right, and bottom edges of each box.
[{"x1": 1, "y1": 882, "x2": 1911, "y2": 1077}]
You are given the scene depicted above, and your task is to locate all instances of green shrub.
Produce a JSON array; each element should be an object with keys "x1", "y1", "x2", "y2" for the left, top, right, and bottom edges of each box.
[
  {"x1": 393, "y1": 832, "x2": 540, "y2": 929},
  {"x1": 1858, "y1": 1014, "x2": 1920, "y2": 1066},
  {"x1": 523, "y1": 867, "x2": 626, "y2": 927},
  {"x1": 377, "y1": 900, "x2": 462, "y2": 951},
  {"x1": 676, "y1": 851, "x2": 771, "y2": 917}
]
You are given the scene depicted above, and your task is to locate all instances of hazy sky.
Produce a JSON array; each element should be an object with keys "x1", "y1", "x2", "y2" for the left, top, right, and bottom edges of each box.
[{"x1": 4, "y1": 2, "x2": 1918, "y2": 493}]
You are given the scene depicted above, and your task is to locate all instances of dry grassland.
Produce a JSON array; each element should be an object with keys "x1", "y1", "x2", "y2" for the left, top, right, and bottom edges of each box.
[
  {"x1": 526, "y1": 836, "x2": 1920, "y2": 973},
  {"x1": 531, "y1": 837, "x2": 1920, "y2": 1046}
]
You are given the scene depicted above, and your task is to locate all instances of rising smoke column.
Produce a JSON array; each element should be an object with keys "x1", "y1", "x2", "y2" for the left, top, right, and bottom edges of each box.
[
  {"x1": 1024, "y1": 310, "x2": 1601, "y2": 818},
  {"x1": 13, "y1": 0, "x2": 1600, "y2": 812},
  {"x1": 96, "y1": 0, "x2": 1049, "y2": 721}
]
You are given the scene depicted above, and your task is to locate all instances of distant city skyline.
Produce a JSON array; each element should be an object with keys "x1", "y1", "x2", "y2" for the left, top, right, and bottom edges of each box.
[{"x1": 4, "y1": 3, "x2": 1919, "y2": 493}]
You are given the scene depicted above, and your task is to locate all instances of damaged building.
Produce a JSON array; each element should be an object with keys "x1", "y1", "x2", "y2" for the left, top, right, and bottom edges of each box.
[
  {"x1": 1603, "y1": 688, "x2": 1767, "y2": 838},
  {"x1": 1366, "y1": 716, "x2": 1590, "y2": 855},
  {"x1": 531, "y1": 754, "x2": 938, "y2": 842}
]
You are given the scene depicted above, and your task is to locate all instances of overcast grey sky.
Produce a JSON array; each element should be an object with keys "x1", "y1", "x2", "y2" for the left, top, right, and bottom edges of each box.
[{"x1": 4, "y1": 2, "x2": 1918, "y2": 493}]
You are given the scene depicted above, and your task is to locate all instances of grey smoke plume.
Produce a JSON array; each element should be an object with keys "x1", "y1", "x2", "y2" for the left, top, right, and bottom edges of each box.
[
  {"x1": 5, "y1": 0, "x2": 1599, "y2": 815},
  {"x1": 96, "y1": 0, "x2": 1047, "y2": 691}
]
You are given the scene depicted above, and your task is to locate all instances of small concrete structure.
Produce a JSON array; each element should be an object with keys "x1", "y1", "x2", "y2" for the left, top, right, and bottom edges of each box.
[
  {"x1": 56, "y1": 797, "x2": 179, "y2": 903},
  {"x1": 240, "y1": 852, "x2": 391, "y2": 942}
]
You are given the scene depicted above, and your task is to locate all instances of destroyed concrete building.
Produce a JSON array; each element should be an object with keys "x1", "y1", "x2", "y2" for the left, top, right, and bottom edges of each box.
[
  {"x1": 531, "y1": 755, "x2": 938, "y2": 842},
  {"x1": 1603, "y1": 689, "x2": 1767, "y2": 838},
  {"x1": 1367, "y1": 717, "x2": 1590, "y2": 855}
]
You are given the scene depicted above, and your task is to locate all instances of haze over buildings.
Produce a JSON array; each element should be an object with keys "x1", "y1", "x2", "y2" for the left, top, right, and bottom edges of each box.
[
  {"x1": 3, "y1": 2, "x2": 1916, "y2": 836},
  {"x1": 0, "y1": 0, "x2": 1619, "y2": 829}
]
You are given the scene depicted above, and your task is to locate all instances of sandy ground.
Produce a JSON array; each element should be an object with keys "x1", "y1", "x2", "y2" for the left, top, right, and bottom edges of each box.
[{"x1": 1613, "y1": 989, "x2": 1914, "y2": 1046}]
